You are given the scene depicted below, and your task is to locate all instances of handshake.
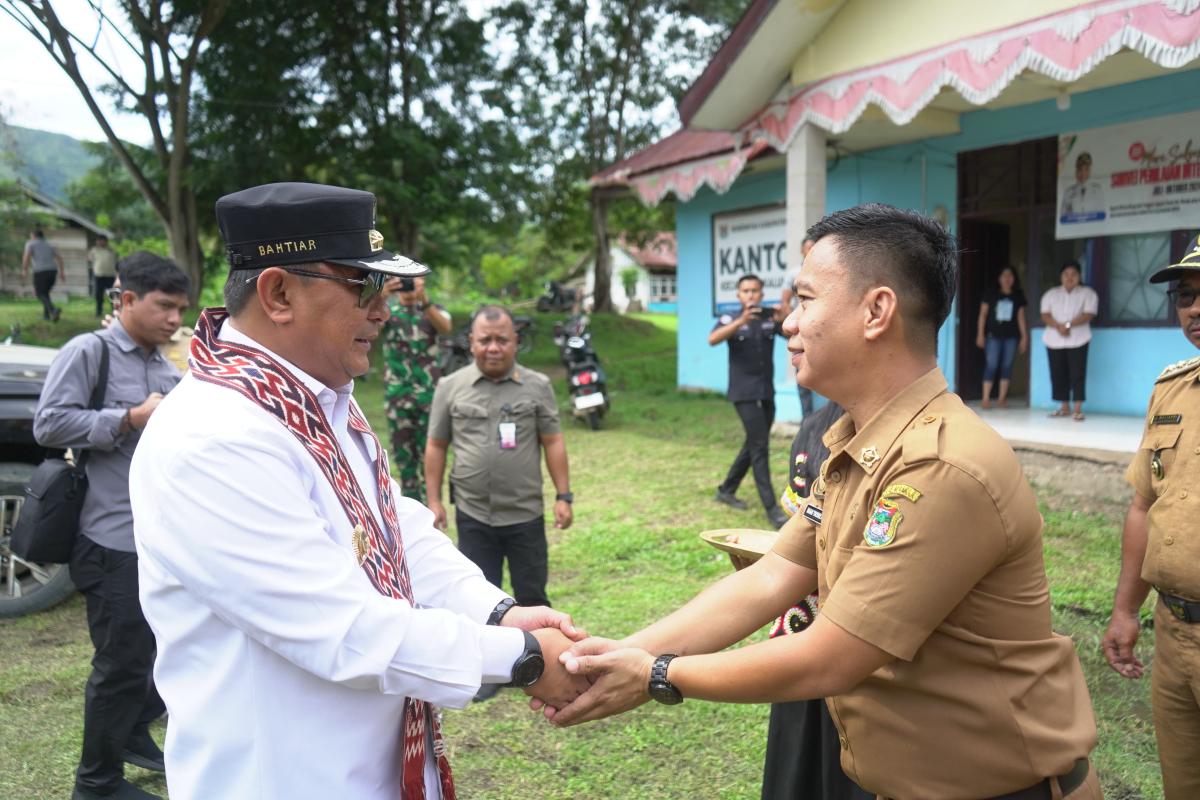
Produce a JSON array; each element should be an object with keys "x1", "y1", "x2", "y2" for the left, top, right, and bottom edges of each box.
[{"x1": 499, "y1": 606, "x2": 661, "y2": 727}]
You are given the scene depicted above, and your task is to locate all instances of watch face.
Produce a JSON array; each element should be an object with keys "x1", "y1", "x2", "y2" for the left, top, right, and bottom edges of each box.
[
  {"x1": 512, "y1": 653, "x2": 545, "y2": 688},
  {"x1": 649, "y1": 681, "x2": 683, "y2": 705}
]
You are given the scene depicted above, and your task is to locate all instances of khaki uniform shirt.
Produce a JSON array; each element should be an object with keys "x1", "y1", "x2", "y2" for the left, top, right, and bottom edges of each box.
[
  {"x1": 429, "y1": 362, "x2": 560, "y2": 526},
  {"x1": 772, "y1": 368, "x2": 1096, "y2": 799},
  {"x1": 1126, "y1": 355, "x2": 1200, "y2": 600}
]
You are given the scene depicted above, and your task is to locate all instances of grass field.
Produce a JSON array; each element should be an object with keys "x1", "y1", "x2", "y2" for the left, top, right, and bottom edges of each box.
[{"x1": 0, "y1": 298, "x2": 1161, "y2": 799}]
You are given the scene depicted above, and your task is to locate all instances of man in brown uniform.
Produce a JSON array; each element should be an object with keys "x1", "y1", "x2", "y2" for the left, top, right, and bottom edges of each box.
[
  {"x1": 542, "y1": 204, "x2": 1101, "y2": 800},
  {"x1": 1103, "y1": 235, "x2": 1200, "y2": 799}
]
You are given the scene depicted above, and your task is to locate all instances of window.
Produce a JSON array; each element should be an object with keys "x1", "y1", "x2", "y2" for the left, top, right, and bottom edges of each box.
[
  {"x1": 1107, "y1": 233, "x2": 1170, "y2": 322},
  {"x1": 649, "y1": 274, "x2": 676, "y2": 301}
]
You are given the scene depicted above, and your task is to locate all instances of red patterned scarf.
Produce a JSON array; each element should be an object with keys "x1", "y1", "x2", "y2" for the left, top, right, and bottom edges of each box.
[{"x1": 189, "y1": 307, "x2": 455, "y2": 800}]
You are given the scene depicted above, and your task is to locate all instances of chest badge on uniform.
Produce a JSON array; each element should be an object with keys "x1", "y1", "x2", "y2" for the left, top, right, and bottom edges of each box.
[
  {"x1": 864, "y1": 498, "x2": 902, "y2": 547},
  {"x1": 1152, "y1": 414, "x2": 1182, "y2": 426},
  {"x1": 1151, "y1": 452, "x2": 1165, "y2": 480},
  {"x1": 351, "y1": 524, "x2": 370, "y2": 565},
  {"x1": 803, "y1": 503, "x2": 823, "y2": 526}
]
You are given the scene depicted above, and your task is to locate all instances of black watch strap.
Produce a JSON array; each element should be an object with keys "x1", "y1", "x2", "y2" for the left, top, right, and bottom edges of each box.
[
  {"x1": 505, "y1": 630, "x2": 544, "y2": 688},
  {"x1": 648, "y1": 653, "x2": 683, "y2": 705},
  {"x1": 487, "y1": 597, "x2": 516, "y2": 626},
  {"x1": 556, "y1": 491, "x2": 574, "y2": 503}
]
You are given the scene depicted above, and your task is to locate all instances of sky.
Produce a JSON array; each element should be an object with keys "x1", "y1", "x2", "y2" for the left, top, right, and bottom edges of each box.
[{"x1": 0, "y1": 0, "x2": 151, "y2": 143}]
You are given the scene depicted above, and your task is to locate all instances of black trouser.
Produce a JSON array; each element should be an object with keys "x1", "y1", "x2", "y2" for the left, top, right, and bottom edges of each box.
[
  {"x1": 1048, "y1": 343, "x2": 1089, "y2": 403},
  {"x1": 94, "y1": 275, "x2": 116, "y2": 317},
  {"x1": 69, "y1": 535, "x2": 165, "y2": 793},
  {"x1": 33, "y1": 270, "x2": 58, "y2": 319},
  {"x1": 762, "y1": 699, "x2": 873, "y2": 800},
  {"x1": 456, "y1": 510, "x2": 549, "y2": 607},
  {"x1": 721, "y1": 399, "x2": 778, "y2": 511}
]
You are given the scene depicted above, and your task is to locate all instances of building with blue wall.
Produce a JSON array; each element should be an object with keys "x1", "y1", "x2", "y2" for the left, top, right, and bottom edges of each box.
[{"x1": 593, "y1": 0, "x2": 1200, "y2": 421}]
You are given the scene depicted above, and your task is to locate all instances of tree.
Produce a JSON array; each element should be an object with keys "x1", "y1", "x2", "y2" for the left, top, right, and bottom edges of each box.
[
  {"x1": 494, "y1": 0, "x2": 739, "y2": 311},
  {"x1": 1, "y1": 0, "x2": 231, "y2": 299},
  {"x1": 190, "y1": 0, "x2": 533, "y2": 272},
  {"x1": 65, "y1": 142, "x2": 162, "y2": 241}
]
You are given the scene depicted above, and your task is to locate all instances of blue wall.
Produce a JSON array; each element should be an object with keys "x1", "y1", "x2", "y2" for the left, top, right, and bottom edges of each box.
[{"x1": 676, "y1": 69, "x2": 1200, "y2": 418}]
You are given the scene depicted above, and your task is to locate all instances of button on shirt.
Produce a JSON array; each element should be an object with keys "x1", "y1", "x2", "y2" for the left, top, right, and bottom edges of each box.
[
  {"x1": 428, "y1": 362, "x2": 560, "y2": 526},
  {"x1": 1040, "y1": 285, "x2": 1099, "y2": 349},
  {"x1": 714, "y1": 314, "x2": 783, "y2": 402},
  {"x1": 1126, "y1": 357, "x2": 1200, "y2": 599},
  {"x1": 129, "y1": 322, "x2": 524, "y2": 800},
  {"x1": 33, "y1": 320, "x2": 181, "y2": 552},
  {"x1": 771, "y1": 368, "x2": 1097, "y2": 799}
]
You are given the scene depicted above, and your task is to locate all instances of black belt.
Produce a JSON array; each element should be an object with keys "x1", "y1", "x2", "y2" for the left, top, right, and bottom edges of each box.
[
  {"x1": 1159, "y1": 591, "x2": 1200, "y2": 623},
  {"x1": 985, "y1": 758, "x2": 1089, "y2": 800}
]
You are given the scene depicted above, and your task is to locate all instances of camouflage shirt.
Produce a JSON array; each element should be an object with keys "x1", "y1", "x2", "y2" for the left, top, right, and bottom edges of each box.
[{"x1": 382, "y1": 301, "x2": 445, "y2": 404}]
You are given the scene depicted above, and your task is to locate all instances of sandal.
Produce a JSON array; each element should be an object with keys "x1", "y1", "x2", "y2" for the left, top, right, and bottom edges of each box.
[
  {"x1": 1074, "y1": 412, "x2": 1086, "y2": 421},
  {"x1": 1049, "y1": 408, "x2": 1070, "y2": 417}
]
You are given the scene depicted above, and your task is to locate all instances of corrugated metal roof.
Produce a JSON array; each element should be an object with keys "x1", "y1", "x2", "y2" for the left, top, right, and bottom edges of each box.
[{"x1": 591, "y1": 129, "x2": 738, "y2": 184}]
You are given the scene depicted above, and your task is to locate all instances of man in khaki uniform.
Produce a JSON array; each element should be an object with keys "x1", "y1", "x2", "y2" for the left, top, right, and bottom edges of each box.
[
  {"x1": 426, "y1": 305, "x2": 572, "y2": 611},
  {"x1": 1103, "y1": 235, "x2": 1200, "y2": 799},
  {"x1": 543, "y1": 204, "x2": 1101, "y2": 800}
]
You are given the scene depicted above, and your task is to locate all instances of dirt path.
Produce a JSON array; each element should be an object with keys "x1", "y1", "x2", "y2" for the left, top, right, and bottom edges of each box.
[{"x1": 1014, "y1": 445, "x2": 1132, "y2": 519}]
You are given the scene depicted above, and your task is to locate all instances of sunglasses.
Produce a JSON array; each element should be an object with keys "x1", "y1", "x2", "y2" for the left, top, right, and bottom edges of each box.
[
  {"x1": 1166, "y1": 286, "x2": 1200, "y2": 309},
  {"x1": 245, "y1": 267, "x2": 387, "y2": 308}
]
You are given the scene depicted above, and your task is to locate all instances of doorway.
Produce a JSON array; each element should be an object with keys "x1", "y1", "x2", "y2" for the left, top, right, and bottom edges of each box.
[{"x1": 956, "y1": 137, "x2": 1058, "y2": 403}]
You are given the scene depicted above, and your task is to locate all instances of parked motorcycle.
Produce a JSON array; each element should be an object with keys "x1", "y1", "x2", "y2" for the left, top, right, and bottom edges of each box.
[
  {"x1": 536, "y1": 281, "x2": 578, "y2": 313},
  {"x1": 554, "y1": 313, "x2": 608, "y2": 430}
]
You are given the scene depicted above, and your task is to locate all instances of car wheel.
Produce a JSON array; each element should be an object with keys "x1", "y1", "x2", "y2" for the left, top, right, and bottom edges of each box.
[{"x1": 0, "y1": 461, "x2": 76, "y2": 618}]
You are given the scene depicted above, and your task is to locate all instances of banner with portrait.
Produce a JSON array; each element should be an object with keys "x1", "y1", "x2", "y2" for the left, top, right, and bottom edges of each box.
[
  {"x1": 1057, "y1": 110, "x2": 1200, "y2": 240},
  {"x1": 711, "y1": 204, "x2": 788, "y2": 316}
]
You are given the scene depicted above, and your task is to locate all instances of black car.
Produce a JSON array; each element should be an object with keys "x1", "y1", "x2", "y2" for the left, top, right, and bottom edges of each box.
[{"x1": 0, "y1": 340, "x2": 76, "y2": 618}]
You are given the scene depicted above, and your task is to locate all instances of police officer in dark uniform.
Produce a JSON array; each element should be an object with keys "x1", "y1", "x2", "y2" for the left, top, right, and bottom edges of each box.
[{"x1": 710, "y1": 274, "x2": 788, "y2": 529}]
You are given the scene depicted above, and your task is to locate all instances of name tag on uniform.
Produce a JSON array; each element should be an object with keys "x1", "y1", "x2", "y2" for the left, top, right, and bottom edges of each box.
[
  {"x1": 1152, "y1": 414, "x2": 1182, "y2": 426},
  {"x1": 498, "y1": 421, "x2": 517, "y2": 450},
  {"x1": 803, "y1": 503, "x2": 822, "y2": 526}
]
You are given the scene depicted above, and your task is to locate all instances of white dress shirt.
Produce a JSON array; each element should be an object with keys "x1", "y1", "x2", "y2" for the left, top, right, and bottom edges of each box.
[
  {"x1": 130, "y1": 321, "x2": 524, "y2": 799},
  {"x1": 1040, "y1": 285, "x2": 1099, "y2": 349}
]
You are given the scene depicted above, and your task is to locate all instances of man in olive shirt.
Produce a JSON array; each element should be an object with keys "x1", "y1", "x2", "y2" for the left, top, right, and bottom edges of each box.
[
  {"x1": 542, "y1": 205, "x2": 1100, "y2": 800},
  {"x1": 1103, "y1": 235, "x2": 1200, "y2": 799},
  {"x1": 426, "y1": 305, "x2": 572, "y2": 616}
]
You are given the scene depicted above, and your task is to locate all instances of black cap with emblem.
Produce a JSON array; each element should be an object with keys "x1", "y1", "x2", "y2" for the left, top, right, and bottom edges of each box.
[
  {"x1": 1149, "y1": 233, "x2": 1200, "y2": 284},
  {"x1": 215, "y1": 182, "x2": 430, "y2": 278}
]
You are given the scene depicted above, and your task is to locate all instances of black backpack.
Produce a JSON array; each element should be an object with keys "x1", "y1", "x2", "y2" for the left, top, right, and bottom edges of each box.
[{"x1": 10, "y1": 334, "x2": 110, "y2": 564}]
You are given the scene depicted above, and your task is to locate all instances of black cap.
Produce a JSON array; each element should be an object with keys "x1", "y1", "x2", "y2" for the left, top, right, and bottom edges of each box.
[
  {"x1": 215, "y1": 182, "x2": 430, "y2": 278},
  {"x1": 1149, "y1": 234, "x2": 1200, "y2": 284}
]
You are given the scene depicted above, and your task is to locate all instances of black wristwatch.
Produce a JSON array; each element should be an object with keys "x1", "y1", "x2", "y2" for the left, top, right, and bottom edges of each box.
[
  {"x1": 505, "y1": 630, "x2": 545, "y2": 688},
  {"x1": 648, "y1": 653, "x2": 683, "y2": 705},
  {"x1": 486, "y1": 597, "x2": 516, "y2": 627},
  {"x1": 556, "y1": 491, "x2": 574, "y2": 504}
]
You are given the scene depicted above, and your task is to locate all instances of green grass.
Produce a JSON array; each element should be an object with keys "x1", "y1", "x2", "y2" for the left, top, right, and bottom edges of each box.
[{"x1": 0, "y1": 299, "x2": 1163, "y2": 799}]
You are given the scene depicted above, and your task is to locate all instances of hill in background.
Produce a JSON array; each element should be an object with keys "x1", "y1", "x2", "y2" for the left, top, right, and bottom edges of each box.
[{"x1": 0, "y1": 125, "x2": 99, "y2": 201}]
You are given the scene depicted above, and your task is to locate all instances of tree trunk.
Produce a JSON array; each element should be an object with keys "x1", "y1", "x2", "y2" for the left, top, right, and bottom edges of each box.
[{"x1": 590, "y1": 190, "x2": 612, "y2": 312}]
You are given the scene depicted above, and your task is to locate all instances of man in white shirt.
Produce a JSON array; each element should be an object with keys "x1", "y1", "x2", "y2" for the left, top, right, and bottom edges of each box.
[
  {"x1": 130, "y1": 182, "x2": 586, "y2": 799},
  {"x1": 1039, "y1": 260, "x2": 1099, "y2": 420},
  {"x1": 1060, "y1": 152, "x2": 1106, "y2": 221}
]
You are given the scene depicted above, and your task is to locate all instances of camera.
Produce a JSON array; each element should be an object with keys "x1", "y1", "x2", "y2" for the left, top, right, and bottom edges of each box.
[{"x1": 398, "y1": 277, "x2": 415, "y2": 292}]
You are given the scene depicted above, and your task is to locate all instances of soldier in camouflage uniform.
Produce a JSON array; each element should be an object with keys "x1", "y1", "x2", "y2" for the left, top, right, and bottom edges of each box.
[{"x1": 382, "y1": 276, "x2": 452, "y2": 503}]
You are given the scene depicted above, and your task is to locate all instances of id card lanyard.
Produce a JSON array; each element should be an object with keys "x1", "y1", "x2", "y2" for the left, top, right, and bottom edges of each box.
[{"x1": 499, "y1": 403, "x2": 517, "y2": 450}]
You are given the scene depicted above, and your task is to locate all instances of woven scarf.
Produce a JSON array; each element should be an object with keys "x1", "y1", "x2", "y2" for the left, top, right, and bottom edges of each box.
[{"x1": 189, "y1": 307, "x2": 455, "y2": 800}]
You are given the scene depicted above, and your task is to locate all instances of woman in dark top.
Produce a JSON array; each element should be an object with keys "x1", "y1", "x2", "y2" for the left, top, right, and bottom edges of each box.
[
  {"x1": 760, "y1": 401, "x2": 871, "y2": 800},
  {"x1": 974, "y1": 265, "x2": 1028, "y2": 409}
]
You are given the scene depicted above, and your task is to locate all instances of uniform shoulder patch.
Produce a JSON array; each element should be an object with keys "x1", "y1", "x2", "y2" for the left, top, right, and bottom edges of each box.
[
  {"x1": 1156, "y1": 355, "x2": 1200, "y2": 383},
  {"x1": 864, "y1": 498, "x2": 901, "y2": 547},
  {"x1": 882, "y1": 483, "x2": 922, "y2": 503}
]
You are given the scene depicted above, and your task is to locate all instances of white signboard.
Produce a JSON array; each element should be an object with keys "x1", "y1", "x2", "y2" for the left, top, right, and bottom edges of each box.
[
  {"x1": 1057, "y1": 110, "x2": 1200, "y2": 240},
  {"x1": 712, "y1": 204, "x2": 789, "y2": 315}
]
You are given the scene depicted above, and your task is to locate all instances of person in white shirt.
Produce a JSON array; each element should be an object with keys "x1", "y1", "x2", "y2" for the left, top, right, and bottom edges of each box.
[
  {"x1": 1039, "y1": 260, "x2": 1099, "y2": 421},
  {"x1": 129, "y1": 182, "x2": 587, "y2": 800}
]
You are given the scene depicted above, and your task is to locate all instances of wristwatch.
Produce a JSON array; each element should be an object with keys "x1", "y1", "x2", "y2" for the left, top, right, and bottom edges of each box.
[
  {"x1": 556, "y1": 491, "x2": 574, "y2": 504},
  {"x1": 648, "y1": 654, "x2": 683, "y2": 705},
  {"x1": 505, "y1": 630, "x2": 545, "y2": 688},
  {"x1": 1065, "y1": 321, "x2": 1072, "y2": 331},
  {"x1": 486, "y1": 597, "x2": 517, "y2": 627}
]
